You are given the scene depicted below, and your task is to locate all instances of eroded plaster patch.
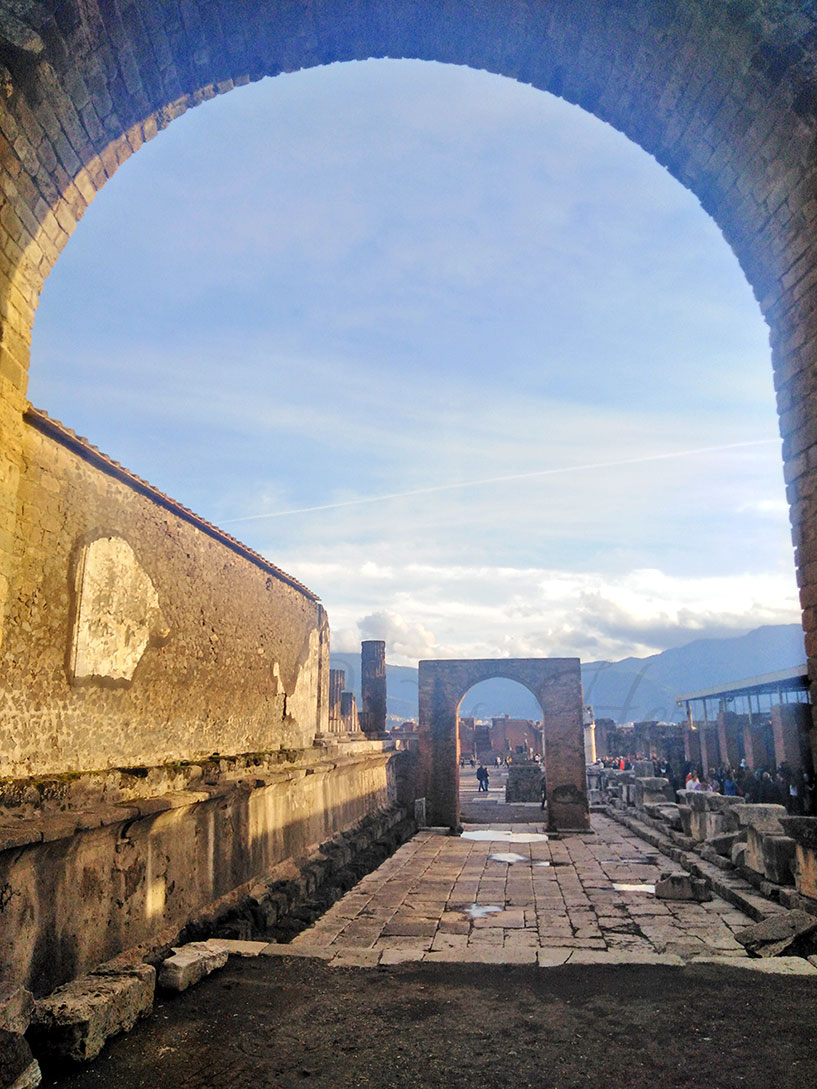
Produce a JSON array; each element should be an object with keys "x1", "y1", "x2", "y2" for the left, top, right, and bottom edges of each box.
[{"x1": 69, "y1": 535, "x2": 169, "y2": 684}]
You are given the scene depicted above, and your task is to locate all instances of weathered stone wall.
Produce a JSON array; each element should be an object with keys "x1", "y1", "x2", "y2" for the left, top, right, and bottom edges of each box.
[
  {"x1": 0, "y1": 741, "x2": 407, "y2": 996},
  {"x1": 1, "y1": 411, "x2": 329, "y2": 778},
  {"x1": 0, "y1": 414, "x2": 416, "y2": 995}
]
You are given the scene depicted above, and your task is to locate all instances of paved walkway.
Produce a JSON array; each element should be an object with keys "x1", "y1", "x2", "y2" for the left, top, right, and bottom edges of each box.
[{"x1": 280, "y1": 771, "x2": 803, "y2": 969}]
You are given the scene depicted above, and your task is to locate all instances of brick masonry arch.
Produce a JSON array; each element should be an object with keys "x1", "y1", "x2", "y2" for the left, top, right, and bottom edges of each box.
[
  {"x1": 1, "y1": 1, "x2": 816, "y2": 692},
  {"x1": 418, "y1": 657, "x2": 587, "y2": 831}
]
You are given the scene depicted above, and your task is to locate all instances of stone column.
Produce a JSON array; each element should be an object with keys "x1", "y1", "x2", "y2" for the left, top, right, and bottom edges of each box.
[
  {"x1": 583, "y1": 720, "x2": 596, "y2": 764},
  {"x1": 340, "y1": 690, "x2": 359, "y2": 734},
  {"x1": 329, "y1": 669, "x2": 345, "y2": 733},
  {"x1": 699, "y1": 724, "x2": 718, "y2": 774},
  {"x1": 361, "y1": 639, "x2": 387, "y2": 738},
  {"x1": 684, "y1": 728, "x2": 701, "y2": 769},
  {"x1": 717, "y1": 711, "x2": 741, "y2": 768},
  {"x1": 771, "y1": 702, "x2": 809, "y2": 774}
]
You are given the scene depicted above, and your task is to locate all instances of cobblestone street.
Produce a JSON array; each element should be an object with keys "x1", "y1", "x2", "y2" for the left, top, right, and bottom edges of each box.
[{"x1": 282, "y1": 772, "x2": 764, "y2": 968}]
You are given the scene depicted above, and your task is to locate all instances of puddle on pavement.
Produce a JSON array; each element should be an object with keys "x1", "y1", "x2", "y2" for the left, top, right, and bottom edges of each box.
[
  {"x1": 612, "y1": 883, "x2": 656, "y2": 893},
  {"x1": 464, "y1": 904, "x2": 504, "y2": 919},
  {"x1": 461, "y1": 830, "x2": 548, "y2": 843},
  {"x1": 489, "y1": 852, "x2": 529, "y2": 864}
]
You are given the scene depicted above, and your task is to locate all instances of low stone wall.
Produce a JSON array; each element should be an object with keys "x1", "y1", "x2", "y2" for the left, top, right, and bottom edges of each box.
[
  {"x1": 598, "y1": 770, "x2": 817, "y2": 913},
  {"x1": 1, "y1": 742, "x2": 414, "y2": 997}
]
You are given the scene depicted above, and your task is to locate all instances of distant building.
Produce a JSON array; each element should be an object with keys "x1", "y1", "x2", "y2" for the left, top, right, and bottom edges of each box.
[
  {"x1": 491, "y1": 715, "x2": 543, "y2": 759},
  {"x1": 390, "y1": 720, "x2": 420, "y2": 751}
]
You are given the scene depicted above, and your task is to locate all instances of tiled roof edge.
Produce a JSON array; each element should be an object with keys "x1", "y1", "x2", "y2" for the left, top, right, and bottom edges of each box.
[{"x1": 24, "y1": 405, "x2": 320, "y2": 603}]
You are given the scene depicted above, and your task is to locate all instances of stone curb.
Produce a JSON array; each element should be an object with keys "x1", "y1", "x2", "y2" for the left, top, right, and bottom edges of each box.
[{"x1": 248, "y1": 945, "x2": 777, "y2": 970}]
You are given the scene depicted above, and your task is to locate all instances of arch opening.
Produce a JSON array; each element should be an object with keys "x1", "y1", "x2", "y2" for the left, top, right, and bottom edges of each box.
[
  {"x1": 24, "y1": 58, "x2": 796, "y2": 677},
  {"x1": 418, "y1": 657, "x2": 587, "y2": 832},
  {"x1": 0, "y1": 1, "x2": 814, "y2": 767}
]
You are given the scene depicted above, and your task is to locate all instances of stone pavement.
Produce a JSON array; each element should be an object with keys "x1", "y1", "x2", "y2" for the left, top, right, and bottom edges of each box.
[{"x1": 280, "y1": 778, "x2": 812, "y2": 969}]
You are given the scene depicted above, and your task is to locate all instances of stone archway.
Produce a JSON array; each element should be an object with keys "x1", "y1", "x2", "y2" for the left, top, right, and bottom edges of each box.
[
  {"x1": 0, "y1": 1, "x2": 816, "y2": 696},
  {"x1": 418, "y1": 657, "x2": 587, "y2": 831}
]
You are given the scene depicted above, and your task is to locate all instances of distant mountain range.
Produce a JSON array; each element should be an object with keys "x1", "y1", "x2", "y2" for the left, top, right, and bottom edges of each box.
[{"x1": 331, "y1": 623, "x2": 807, "y2": 725}]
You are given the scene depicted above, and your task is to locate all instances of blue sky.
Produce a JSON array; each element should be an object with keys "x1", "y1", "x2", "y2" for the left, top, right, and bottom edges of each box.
[{"x1": 29, "y1": 60, "x2": 801, "y2": 664}]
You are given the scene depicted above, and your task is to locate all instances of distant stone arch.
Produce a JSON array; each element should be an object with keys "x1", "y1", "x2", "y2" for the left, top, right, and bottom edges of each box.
[{"x1": 418, "y1": 658, "x2": 587, "y2": 831}]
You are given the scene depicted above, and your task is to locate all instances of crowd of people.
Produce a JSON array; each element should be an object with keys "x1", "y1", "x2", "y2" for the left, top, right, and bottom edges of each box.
[{"x1": 597, "y1": 754, "x2": 816, "y2": 815}]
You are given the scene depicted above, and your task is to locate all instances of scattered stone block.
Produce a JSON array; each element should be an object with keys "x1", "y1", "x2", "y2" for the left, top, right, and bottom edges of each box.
[
  {"x1": 654, "y1": 871, "x2": 712, "y2": 902},
  {"x1": 634, "y1": 777, "x2": 674, "y2": 808},
  {"x1": 734, "y1": 909, "x2": 817, "y2": 958},
  {"x1": 0, "y1": 1029, "x2": 40, "y2": 1089},
  {"x1": 654, "y1": 805, "x2": 683, "y2": 830},
  {"x1": 735, "y1": 804, "x2": 787, "y2": 834},
  {"x1": 760, "y1": 835, "x2": 797, "y2": 885},
  {"x1": 731, "y1": 842, "x2": 748, "y2": 868},
  {"x1": 0, "y1": 985, "x2": 34, "y2": 1036},
  {"x1": 28, "y1": 964, "x2": 155, "y2": 1064},
  {"x1": 157, "y1": 942, "x2": 228, "y2": 992},
  {"x1": 686, "y1": 792, "x2": 744, "y2": 841}
]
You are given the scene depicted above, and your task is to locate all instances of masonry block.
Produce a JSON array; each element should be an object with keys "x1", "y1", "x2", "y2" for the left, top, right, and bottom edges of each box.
[
  {"x1": 158, "y1": 942, "x2": 229, "y2": 992},
  {"x1": 654, "y1": 871, "x2": 712, "y2": 902},
  {"x1": 780, "y1": 817, "x2": 817, "y2": 899},
  {"x1": 709, "y1": 831, "x2": 743, "y2": 858},
  {"x1": 677, "y1": 804, "x2": 693, "y2": 836},
  {"x1": 735, "y1": 910, "x2": 817, "y2": 958},
  {"x1": 686, "y1": 792, "x2": 744, "y2": 841},
  {"x1": 28, "y1": 964, "x2": 155, "y2": 1064},
  {"x1": 634, "y1": 777, "x2": 674, "y2": 808},
  {"x1": 760, "y1": 835, "x2": 797, "y2": 885}
]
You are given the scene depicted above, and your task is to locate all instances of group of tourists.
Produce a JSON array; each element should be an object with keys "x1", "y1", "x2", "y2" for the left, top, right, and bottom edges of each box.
[
  {"x1": 599, "y1": 753, "x2": 816, "y2": 815},
  {"x1": 682, "y1": 761, "x2": 815, "y2": 814}
]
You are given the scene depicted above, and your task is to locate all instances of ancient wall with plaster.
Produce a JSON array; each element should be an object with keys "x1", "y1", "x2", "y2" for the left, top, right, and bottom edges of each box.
[
  {"x1": 1, "y1": 412, "x2": 329, "y2": 778},
  {"x1": 0, "y1": 413, "x2": 411, "y2": 994}
]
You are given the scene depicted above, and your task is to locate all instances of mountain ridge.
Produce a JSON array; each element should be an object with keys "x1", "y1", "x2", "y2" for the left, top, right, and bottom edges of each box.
[{"x1": 331, "y1": 622, "x2": 806, "y2": 725}]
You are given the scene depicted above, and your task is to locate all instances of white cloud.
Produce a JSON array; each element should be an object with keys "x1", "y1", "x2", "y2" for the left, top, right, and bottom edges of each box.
[
  {"x1": 357, "y1": 610, "x2": 438, "y2": 660},
  {"x1": 294, "y1": 556, "x2": 801, "y2": 666}
]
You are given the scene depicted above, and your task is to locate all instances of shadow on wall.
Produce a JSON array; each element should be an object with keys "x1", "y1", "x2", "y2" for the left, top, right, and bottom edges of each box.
[{"x1": 0, "y1": 747, "x2": 416, "y2": 997}]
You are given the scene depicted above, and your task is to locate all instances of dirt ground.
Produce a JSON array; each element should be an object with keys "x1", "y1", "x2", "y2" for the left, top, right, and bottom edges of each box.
[{"x1": 46, "y1": 955, "x2": 817, "y2": 1089}]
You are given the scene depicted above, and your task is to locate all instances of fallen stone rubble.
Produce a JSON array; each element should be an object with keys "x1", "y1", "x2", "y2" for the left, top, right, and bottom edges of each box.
[
  {"x1": 735, "y1": 910, "x2": 817, "y2": 959},
  {"x1": 600, "y1": 768, "x2": 817, "y2": 953},
  {"x1": 27, "y1": 964, "x2": 156, "y2": 1066},
  {"x1": 654, "y1": 871, "x2": 711, "y2": 902}
]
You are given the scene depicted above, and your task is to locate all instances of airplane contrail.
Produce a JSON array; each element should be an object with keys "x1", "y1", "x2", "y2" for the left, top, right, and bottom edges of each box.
[{"x1": 221, "y1": 438, "x2": 780, "y2": 525}]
